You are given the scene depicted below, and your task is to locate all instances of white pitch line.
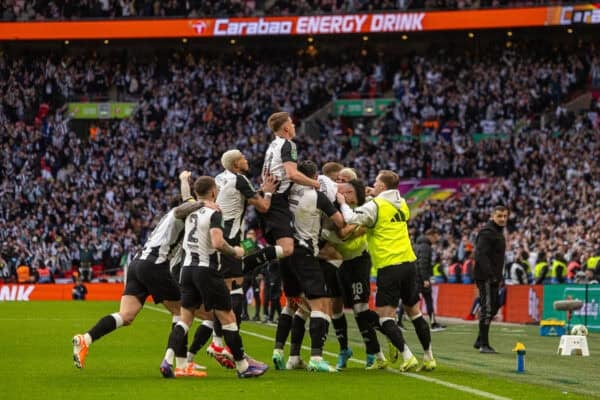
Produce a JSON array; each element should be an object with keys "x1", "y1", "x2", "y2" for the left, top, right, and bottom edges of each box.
[{"x1": 145, "y1": 304, "x2": 511, "y2": 400}]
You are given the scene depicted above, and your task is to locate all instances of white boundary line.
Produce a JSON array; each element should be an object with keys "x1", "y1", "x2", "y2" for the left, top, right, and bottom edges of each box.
[{"x1": 145, "y1": 304, "x2": 511, "y2": 400}]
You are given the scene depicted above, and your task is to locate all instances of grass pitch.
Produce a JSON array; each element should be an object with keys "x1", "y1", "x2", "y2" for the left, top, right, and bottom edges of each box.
[{"x1": 1, "y1": 301, "x2": 598, "y2": 400}]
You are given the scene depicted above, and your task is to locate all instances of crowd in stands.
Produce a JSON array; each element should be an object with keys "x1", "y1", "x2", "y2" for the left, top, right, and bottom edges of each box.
[
  {"x1": 0, "y1": 0, "x2": 582, "y2": 21},
  {"x1": 264, "y1": 0, "x2": 569, "y2": 15},
  {"x1": 0, "y1": 41, "x2": 598, "y2": 287}
]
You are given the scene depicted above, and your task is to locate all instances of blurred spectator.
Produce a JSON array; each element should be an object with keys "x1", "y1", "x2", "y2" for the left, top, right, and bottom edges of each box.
[
  {"x1": 72, "y1": 277, "x2": 88, "y2": 300},
  {"x1": 0, "y1": 0, "x2": 573, "y2": 21},
  {"x1": 36, "y1": 262, "x2": 54, "y2": 283}
]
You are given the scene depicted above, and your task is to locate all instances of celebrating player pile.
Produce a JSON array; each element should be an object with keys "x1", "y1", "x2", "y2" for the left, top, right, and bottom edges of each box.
[{"x1": 72, "y1": 111, "x2": 435, "y2": 377}]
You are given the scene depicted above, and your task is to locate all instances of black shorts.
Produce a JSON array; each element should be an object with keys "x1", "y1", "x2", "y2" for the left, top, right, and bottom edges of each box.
[
  {"x1": 171, "y1": 262, "x2": 182, "y2": 284},
  {"x1": 375, "y1": 262, "x2": 419, "y2": 308},
  {"x1": 282, "y1": 246, "x2": 328, "y2": 299},
  {"x1": 123, "y1": 258, "x2": 181, "y2": 305},
  {"x1": 339, "y1": 252, "x2": 372, "y2": 307},
  {"x1": 280, "y1": 256, "x2": 302, "y2": 298},
  {"x1": 219, "y1": 234, "x2": 243, "y2": 279},
  {"x1": 180, "y1": 266, "x2": 231, "y2": 311},
  {"x1": 259, "y1": 193, "x2": 294, "y2": 245},
  {"x1": 220, "y1": 253, "x2": 243, "y2": 279},
  {"x1": 319, "y1": 259, "x2": 343, "y2": 299}
]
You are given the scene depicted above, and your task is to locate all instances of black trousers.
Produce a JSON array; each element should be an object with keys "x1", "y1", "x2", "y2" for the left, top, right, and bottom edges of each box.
[{"x1": 476, "y1": 280, "x2": 500, "y2": 324}]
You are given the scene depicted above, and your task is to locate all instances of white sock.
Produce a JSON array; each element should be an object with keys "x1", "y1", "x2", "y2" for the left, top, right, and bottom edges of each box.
[
  {"x1": 174, "y1": 321, "x2": 189, "y2": 334},
  {"x1": 235, "y1": 358, "x2": 249, "y2": 373},
  {"x1": 375, "y1": 351, "x2": 386, "y2": 361},
  {"x1": 402, "y1": 346, "x2": 414, "y2": 362},
  {"x1": 83, "y1": 333, "x2": 92, "y2": 346},
  {"x1": 213, "y1": 336, "x2": 224, "y2": 347},
  {"x1": 310, "y1": 310, "x2": 332, "y2": 323},
  {"x1": 423, "y1": 346, "x2": 433, "y2": 361},
  {"x1": 164, "y1": 348, "x2": 175, "y2": 365},
  {"x1": 187, "y1": 352, "x2": 195, "y2": 363},
  {"x1": 288, "y1": 355, "x2": 299, "y2": 363},
  {"x1": 176, "y1": 357, "x2": 187, "y2": 369},
  {"x1": 310, "y1": 356, "x2": 323, "y2": 362},
  {"x1": 275, "y1": 245, "x2": 284, "y2": 259},
  {"x1": 111, "y1": 313, "x2": 124, "y2": 329}
]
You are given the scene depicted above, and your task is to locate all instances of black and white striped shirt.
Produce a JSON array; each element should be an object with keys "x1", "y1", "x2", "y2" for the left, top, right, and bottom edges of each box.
[
  {"x1": 182, "y1": 207, "x2": 223, "y2": 268},
  {"x1": 288, "y1": 184, "x2": 338, "y2": 256},
  {"x1": 262, "y1": 136, "x2": 298, "y2": 194},
  {"x1": 215, "y1": 170, "x2": 257, "y2": 243},
  {"x1": 139, "y1": 209, "x2": 184, "y2": 264}
]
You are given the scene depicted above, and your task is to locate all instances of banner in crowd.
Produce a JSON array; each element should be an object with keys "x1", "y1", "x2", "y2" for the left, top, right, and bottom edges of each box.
[
  {"x1": 542, "y1": 284, "x2": 600, "y2": 332},
  {"x1": 0, "y1": 5, "x2": 598, "y2": 40},
  {"x1": 67, "y1": 103, "x2": 136, "y2": 119},
  {"x1": 332, "y1": 98, "x2": 395, "y2": 117},
  {"x1": 398, "y1": 178, "x2": 491, "y2": 213},
  {"x1": 0, "y1": 283, "x2": 125, "y2": 301}
]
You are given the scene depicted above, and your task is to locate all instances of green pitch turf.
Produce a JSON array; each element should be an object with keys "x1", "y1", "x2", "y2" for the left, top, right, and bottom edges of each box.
[{"x1": 1, "y1": 301, "x2": 598, "y2": 400}]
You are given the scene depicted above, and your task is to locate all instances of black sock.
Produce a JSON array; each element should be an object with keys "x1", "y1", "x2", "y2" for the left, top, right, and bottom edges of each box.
[
  {"x1": 309, "y1": 313, "x2": 329, "y2": 357},
  {"x1": 244, "y1": 246, "x2": 277, "y2": 272},
  {"x1": 253, "y1": 288, "x2": 261, "y2": 318},
  {"x1": 356, "y1": 311, "x2": 381, "y2": 354},
  {"x1": 214, "y1": 319, "x2": 223, "y2": 338},
  {"x1": 88, "y1": 315, "x2": 118, "y2": 342},
  {"x1": 275, "y1": 312, "x2": 293, "y2": 349},
  {"x1": 221, "y1": 326, "x2": 244, "y2": 361},
  {"x1": 232, "y1": 293, "x2": 244, "y2": 328},
  {"x1": 424, "y1": 293, "x2": 435, "y2": 324},
  {"x1": 167, "y1": 324, "x2": 186, "y2": 360},
  {"x1": 411, "y1": 315, "x2": 431, "y2": 352},
  {"x1": 479, "y1": 321, "x2": 490, "y2": 346},
  {"x1": 380, "y1": 319, "x2": 405, "y2": 352},
  {"x1": 271, "y1": 299, "x2": 282, "y2": 320},
  {"x1": 176, "y1": 331, "x2": 188, "y2": 358},
  {"x1": 290, "y1": 314, "x2": 306, "y2": 356},
  {"x1": 332, "y1": 314, "x2": 348, "y2": 351},
  {"x1": 363, "y1": 309, "x2": 381, "y2": 332},
  {"x1": 397, "y1": 306, "x2": 405, "y2": 323},
  {"x1": 242, "y1": 288, "x2": 249, "y2": 318},
  {"x1": 189, "y1": 323, "x2": 213, "y2": 354}
]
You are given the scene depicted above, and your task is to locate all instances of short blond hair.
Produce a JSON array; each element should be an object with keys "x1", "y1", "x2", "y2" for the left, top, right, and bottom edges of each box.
[
  {"x1": 267, "y1": 112, "x2": 290, "y2": 133},
  {"x1": 338, "y1": 167, "x2": 358, "y2": 182},
  {"x1": 221, "y1": 149, "x2": 244, "y2": 171}
]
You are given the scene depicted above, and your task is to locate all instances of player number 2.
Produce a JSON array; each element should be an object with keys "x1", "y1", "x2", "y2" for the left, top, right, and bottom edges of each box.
[{"x1": 187, "y1": 214, "x2": 199, "y2": 243}]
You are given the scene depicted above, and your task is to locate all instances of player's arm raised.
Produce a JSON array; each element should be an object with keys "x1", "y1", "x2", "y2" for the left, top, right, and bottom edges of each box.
[{"x1": 179, "y1": 170, "x2": 193, "y2": 202}]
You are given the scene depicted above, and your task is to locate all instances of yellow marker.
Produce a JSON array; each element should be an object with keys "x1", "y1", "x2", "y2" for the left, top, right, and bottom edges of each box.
[{"x1": 513, "y1": 342, "x2": 526, "y2": 373}]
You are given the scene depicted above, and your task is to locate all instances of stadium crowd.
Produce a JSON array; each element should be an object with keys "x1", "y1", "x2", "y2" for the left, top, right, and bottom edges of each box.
[
  {"x1": 0, "y1": 42, "x2": 599, "y2": 286},
  {"x1": 0, "y1": 0, "x2": 582, "y2": 21}
]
